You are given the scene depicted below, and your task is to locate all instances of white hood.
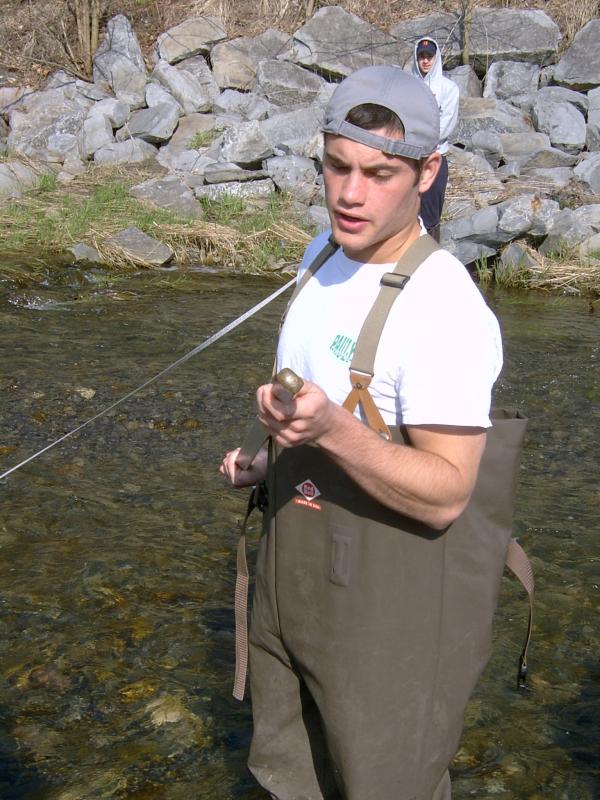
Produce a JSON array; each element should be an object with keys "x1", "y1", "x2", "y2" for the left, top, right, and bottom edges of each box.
[
  {"x1": 411, "y1": 36, "x2": 444, "y2": 102},
  {"x1": 410, "y1": 36, "x2": 459, "y2": 154}
]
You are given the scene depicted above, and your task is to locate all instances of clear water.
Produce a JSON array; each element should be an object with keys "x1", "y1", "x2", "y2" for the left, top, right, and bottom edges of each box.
[{"x1": 0, "y1": 267, "x2": 598, "y2": 799}]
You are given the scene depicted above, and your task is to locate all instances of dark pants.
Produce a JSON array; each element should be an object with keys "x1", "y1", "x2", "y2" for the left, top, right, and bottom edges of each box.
[{"x1": 419, "y1": 154, "x2": 448, "y2": 237}]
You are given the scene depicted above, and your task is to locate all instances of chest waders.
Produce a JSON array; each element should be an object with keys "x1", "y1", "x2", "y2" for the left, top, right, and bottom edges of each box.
[{"x1": 235, "y1": 235, "x2": 532, "y2": 800}]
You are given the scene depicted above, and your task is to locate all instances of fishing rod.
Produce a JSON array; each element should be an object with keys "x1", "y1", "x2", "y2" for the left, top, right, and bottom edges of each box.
[{"x1": 0, "y1": 276, "x2": 296, "y2": 482}]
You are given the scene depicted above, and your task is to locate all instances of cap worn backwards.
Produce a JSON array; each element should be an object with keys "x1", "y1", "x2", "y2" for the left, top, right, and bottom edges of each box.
[{"x1": 322, "y1": 65, "x2": 441, "y2": 160}]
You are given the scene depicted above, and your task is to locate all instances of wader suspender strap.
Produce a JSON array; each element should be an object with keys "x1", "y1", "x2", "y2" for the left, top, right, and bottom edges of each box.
[
  {"x1": 505, "y1": 538, "x2": 535, "y2": 688},
  {"x1": 233, "y1": 485, "x2": 263, "y2": 701},
  {"x1": 233, "y1": 236, "x2": 339, "y2": 701},
  {"x1": 343, "y1": 235, "x2": 441, "y2": 439}
]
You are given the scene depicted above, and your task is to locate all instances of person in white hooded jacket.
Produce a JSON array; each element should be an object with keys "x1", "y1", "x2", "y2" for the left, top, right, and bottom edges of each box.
[{"x1": 411, "y1": 36, "x2": 459, "y2": 240}]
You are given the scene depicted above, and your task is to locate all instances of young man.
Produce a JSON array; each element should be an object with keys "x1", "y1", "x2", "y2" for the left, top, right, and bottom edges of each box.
[
  {"x1": 411, "y1": 37, "x2": 460, "y2": 239},
  {"x1": 221, "y1": 65, "x2": 502, "y2": 800}
]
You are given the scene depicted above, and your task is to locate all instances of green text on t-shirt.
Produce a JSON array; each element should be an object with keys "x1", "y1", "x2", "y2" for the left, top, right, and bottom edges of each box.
[{"x1": 330, "y1": 334, "x2": 356, "y2": 364}]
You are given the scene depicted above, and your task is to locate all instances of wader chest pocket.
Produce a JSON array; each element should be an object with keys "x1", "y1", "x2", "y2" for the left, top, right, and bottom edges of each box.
[{"x1": 330, "y1": 526, "x2": 354, "y2": 586}]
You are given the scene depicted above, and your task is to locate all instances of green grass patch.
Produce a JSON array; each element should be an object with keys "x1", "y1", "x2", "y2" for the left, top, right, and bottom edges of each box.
[
  {"x1": 0, "y1": 167, "x2": 313, "y2": 280},
  {"x1": 36, "y1": 172, "x2": 59, "y2": 193},
  {"x1": 0, "y1": 171, "x2": 188, "y2": 261},
  {"x1": 188, "y1": 130, "x2": 219, "y2": 149}
]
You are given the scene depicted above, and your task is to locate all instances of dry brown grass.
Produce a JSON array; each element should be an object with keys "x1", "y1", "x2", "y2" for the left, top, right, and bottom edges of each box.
[{"x1": 522, "y1": 245, "x2": 600, "y2": 293}]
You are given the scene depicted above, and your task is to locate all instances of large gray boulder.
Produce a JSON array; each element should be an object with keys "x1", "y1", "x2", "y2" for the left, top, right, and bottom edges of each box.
[
  {"x1": 78, "y1": 113, "x2": 114, "y2": 159},
  {"x1": 194, "y1": 178, "x2": 276, "y2": 202},
  {"x1": 88, "y1": 98, "x2": 131, "y2": 128},
  {"x1": 471, "y1": 130, "x2": 503, "y2": 168},
  {"x1": 7, "y1": 87, "x2": 91, "y2": 158},
  {"x1": 156, "y1": 113, "x2": 218, "y2": 171},
  {"x1": 164, "y1": 113, "x2": 217, "y2": 151},
  {"x1": 92, "y1": 15, "x2": 147, "y2": 109},
  {"x1": 116, "y1": 103, "x2": 180, "y2": 144},
  {"x1": 46, "y1": 132, "x2": 78, "y2": 159},
  {"x1": 536, "y1": 86, "x2": 589, "y2": 115},
  {"x1": 498, "y1": 242, "x2": 538, "y2": 277},
  {"x1": 589, "y1": 88, "x2": 600, "y2": 127},
  {"x1": 214, "y1": 89, "x2": 271, "y2": 121},
  {"x1": 104, "y1": 226, "x2": 174, "y2": 267},
  {"x1": 130, "y1": 175, "x2": 202, "y2": 218},
  {"x1": 155, "y1": 16, "x2": 227, "y2": 64},
  {"x1": 540, "y1": 205, "x2": 600, "y2": 255},
  {"x1": 451, "y1": 97, "x2": 530, "y2": 148},
  {"x1": 446, "y1": 65, "x2": 482, "y2": 98},
  {"x1": 512, "y1": 86, "x2": 590, "y2": 117},
  {"x1": 578, "y1": 232, "x2": 600, "y2": 261},
  {"x1": 285, "y1": 6, "x2": 403, "y2": 78},
  {"x1": 0, "y1": 86, "x2": 31, "y2": 115},
  {"x1": 94, "y1": 139, "x2": 157, "y2": 165},
  {"x1": 391, "y1": 8, "x2": 561, "y2": 72},
  {"x1": 305, "y1": 205, "x2": 331, "y2": 233},
  {"x1": 0, "y1": 159, "x2": 43, "y2": 201},
  {"x1": 519, "y1": 147, "x2": 578, "y2": 170},
  {"x1": 152, "y1": 60, "x2": 216, "y2": 114},
  {"x1": 586, "y1": 124, "x2": 600, "y2": 152},
  {"x1": 263, "y1": 155, "x2": 318, "y2": 203},
  {"x1": 532, "y1": 100, "x2": 586, "y2": 154},
  {"x1": 211, "y1": 28, "x2": 290, "y2": 90},
  {"x1": 574, "y1": 154, "x2": 600, "y2": 195},
  {"x1": 525, "y1": 167, "x2": 574, "y2": 189},
  {"x1": 255, "y1": 60, "x2": 329, "y2": 108},
  {"x1": 260, "y1": 106, "x2": 325, "y2": 159},
  {"x1": 203, "y1": 162, "x2": 266, "y2": 183},
  {"x1": 588, "y1": 88, "x2": 600, "y2": 152},
  {"x1": 218, "y1": 119, "x2": 273, "y2": 165},
  {"x1": 554, "y1": 20, "x2": 600, "y2": 91},
  {"x1": 466, "y1": 9, "x2": 561, "y2": 71},
  {"x1": 442, "y1": 206, "x2": 500, "y2": 245},
  {"x1": 497, "y1": 194, "x2": 560, "y2": 239},
  {"x1": 145, "y1": 82, "x2": 183, "y2": 115},
  {"x1": 483, "y1": 61, "x2": 540, "y2": 100}
]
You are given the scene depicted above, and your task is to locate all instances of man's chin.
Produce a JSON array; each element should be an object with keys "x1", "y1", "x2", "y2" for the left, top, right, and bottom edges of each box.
[{"x1": 331, "y1": 229, "x2": 369, "y2": 261}]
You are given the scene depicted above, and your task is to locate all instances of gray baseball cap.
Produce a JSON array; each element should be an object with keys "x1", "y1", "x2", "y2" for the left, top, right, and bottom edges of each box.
[{"x1": 322, "y1": 65, "x2": 440, "y2": 159}]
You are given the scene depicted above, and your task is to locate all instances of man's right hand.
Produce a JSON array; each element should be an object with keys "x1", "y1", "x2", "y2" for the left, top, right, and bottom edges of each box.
[{"x1": 219, "y1": 445, "x2": 268, "y2": 488}]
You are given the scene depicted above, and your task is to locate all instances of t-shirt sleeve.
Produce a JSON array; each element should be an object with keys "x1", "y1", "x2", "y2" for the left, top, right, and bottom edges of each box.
[{"x1": 396, "y1": 262, "x2": 503, "y2": 428}]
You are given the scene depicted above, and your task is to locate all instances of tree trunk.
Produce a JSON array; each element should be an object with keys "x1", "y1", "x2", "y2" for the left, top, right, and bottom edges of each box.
[
  {"x1": 462, "y1": 0, "x2": 473, "y2": 66},
  {"x1": 72, "y1": 0, "x2": 101, "y2": 76}
]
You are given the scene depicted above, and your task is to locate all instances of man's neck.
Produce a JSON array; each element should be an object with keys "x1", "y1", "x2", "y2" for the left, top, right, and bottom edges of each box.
[{"x1": 343, "y1": 220, "x2": 423, "y2": 264}]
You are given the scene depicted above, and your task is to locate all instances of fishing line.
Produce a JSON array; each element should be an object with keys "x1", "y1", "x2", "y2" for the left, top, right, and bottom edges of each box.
[{"x1": 0, "y1": 276, "x2": 296, "y2": 482}]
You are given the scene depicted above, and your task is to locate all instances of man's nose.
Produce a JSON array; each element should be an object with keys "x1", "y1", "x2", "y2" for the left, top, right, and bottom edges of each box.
[{"x1": 339, "y1": 171, "x2": 365, "y2": 205}]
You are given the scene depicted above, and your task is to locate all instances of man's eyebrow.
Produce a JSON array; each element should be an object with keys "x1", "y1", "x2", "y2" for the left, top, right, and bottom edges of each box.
[{"x1": 325, "y1": 151, "x2": 403, "y2": 171}]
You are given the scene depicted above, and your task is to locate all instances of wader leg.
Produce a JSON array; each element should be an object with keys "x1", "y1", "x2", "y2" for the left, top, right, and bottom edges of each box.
[
  {"x1": 432, "y1": 770, "x2": 451, "y2": 800},
  {"x1": 248, "y1": 636, "x2": 341, "y2": 800}
]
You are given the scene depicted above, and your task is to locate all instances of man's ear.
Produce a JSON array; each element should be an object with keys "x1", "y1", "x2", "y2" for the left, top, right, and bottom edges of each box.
[{"x1": 418, "y1": 152, "x2": 442, "y2": 194}]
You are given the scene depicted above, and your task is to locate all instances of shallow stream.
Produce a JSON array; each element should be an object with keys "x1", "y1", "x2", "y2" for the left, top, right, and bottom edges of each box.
[{"x1": 0, "y1": 266, "x2": 598, "y2": 799}]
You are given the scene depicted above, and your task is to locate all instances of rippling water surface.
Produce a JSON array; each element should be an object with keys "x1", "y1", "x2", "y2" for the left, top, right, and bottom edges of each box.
[{"x1": 0, "y1": 267, "x2": 598, "y2": 799}]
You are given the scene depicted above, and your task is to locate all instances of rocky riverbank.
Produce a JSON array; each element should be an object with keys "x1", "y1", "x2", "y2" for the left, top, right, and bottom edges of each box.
[{"x1": 1, "y1": 6, "x2": 599, "y2": 292}]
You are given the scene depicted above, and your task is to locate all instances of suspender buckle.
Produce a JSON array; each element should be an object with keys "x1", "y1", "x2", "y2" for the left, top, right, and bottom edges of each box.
[
  {"x1": 517, "y1": 656, "x2": 528, "y2": 690},
  {"x1": 255, "y1": 480, "x2": 269, "y2": 512},
  {"x1": 381, "y1": 272, "x2": 410, "y2": 289}
]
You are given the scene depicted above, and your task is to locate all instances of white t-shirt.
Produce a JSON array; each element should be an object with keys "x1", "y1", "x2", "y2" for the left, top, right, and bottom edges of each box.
[{"x1": 277, "y1": 230, "x2": 503, "y2": 428}]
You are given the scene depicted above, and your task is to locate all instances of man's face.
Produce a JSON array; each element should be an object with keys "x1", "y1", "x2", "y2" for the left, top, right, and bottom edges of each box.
[
  {"x1": 418, "y1": 52, "x2": 435, "y2": 75},
  {"x1": 323, "y1": 130, "x2": 439, "y2": 263}
]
